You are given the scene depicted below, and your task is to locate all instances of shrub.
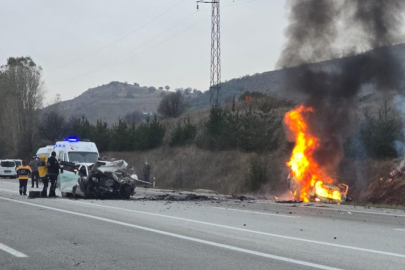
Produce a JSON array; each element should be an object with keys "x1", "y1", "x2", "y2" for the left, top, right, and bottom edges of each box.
[
  {"x1": 238, "y1": 91, "x2": 267, "y2": 102},
  {"x1": 147, "y1": 116, "x2": 166, "y2": 149},
  {"x1": 110, "y1": 119, "x2": 132, "y2": 151},
  {"x1": 169, "y1": 118, "x2": 197, "y2": 147},
  {"x1": 197, "y1": 103, "x2": 282, "y2": 152},
  {"x1": 245, "y1": 155, "x2": 268, "y2": 192},
  {"x1": 345, "y1": 102, "x2": 402, "y2": 159},
  {"x1": 157, "y1": 91, "x2": 188, "y2": 118},
  {"x1": 93, "y1": 120, "x2": 110, "y2": 152}
]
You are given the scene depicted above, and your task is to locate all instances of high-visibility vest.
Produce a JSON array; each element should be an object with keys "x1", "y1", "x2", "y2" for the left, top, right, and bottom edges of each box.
[
  {"x1": 38, "y1": 156, "x2": 48, "y2": 178},
  {"x1": 16, "y1": 166, "x2": 32, "y2": 180}
]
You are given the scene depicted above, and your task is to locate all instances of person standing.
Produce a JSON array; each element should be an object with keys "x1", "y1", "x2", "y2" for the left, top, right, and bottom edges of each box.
[
  {"x1": 16, "y1": 161, "x2": 32, "y2": 196},
  {"x1": 47, "y1": 152, "x2": 60, "y2": 198},
  {"x1": 38, "y1": 155, "x2": 48, "y2": 197},
  {"x1": 143, "y1": 160, "x2": 151, "y2": 182},
  {"x1": 29, "y1": 156, "x2": 39, "y2": 188}
]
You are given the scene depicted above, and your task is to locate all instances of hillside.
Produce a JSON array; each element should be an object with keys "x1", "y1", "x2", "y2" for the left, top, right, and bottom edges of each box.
[
  {"x1": 45, "y1": 43, "x2": 405, "y2": 123},
  {"x1": 46, "y1": 82, "x2": 168, "y2": 124},
  {"x1": 191, "y1": 43, "x2": 405, "y2": 109}
]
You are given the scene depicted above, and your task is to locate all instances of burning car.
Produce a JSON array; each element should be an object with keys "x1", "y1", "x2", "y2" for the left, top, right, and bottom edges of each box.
[
  {"x1": 288, "y1": 172, "x2": 348, "y2": 203},
  {"x1": 284, "y1": 105, "x2": 350, "y2": 204}
]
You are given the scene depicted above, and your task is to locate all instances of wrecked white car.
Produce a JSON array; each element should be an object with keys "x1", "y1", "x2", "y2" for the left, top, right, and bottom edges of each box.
[{"x1": 59, "y1": 160, "x2": 143, "y2": 199}]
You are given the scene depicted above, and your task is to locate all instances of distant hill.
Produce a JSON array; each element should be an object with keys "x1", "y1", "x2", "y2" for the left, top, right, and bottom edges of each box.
[
  {"x1": 46, "y1": 43, "x2": 405, "y2": 123},
  {"x1": 44, "y1": 82, "x2": 202, "y2": 124},
  {"x1": 45, "y1": 82, "x2": 167, "y2": 124},
  {"x1": 191, "y1": 43, "x2": 405, "y2": 109}
]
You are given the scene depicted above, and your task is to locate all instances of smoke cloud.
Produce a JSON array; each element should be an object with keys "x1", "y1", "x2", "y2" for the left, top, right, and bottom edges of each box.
[{"x1": 279, "y1": 0, "x2": 405, "y2": 171}]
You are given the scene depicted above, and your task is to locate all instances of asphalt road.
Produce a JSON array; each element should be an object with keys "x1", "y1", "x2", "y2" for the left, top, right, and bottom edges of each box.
[{"x1": 1, "y1": 178, "x2": 405, "y2": 270}]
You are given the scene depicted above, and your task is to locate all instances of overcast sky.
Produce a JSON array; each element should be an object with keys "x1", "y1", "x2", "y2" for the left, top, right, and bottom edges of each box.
[{"x1": 0, "y1": 0, "x2": 287, "y2": 102}]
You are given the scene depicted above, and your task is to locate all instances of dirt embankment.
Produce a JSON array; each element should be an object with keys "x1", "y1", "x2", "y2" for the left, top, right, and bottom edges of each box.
[
  {"x1": 103, "y1": 148, "x2": 405, "y2": 205},
  {"x1": 103, "y1": 145, "x2": 290, "y2": 196}
]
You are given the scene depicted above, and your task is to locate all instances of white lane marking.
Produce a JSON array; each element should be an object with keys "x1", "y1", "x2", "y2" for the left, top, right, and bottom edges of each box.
[
  {"x1": 1, "y1": 187, "x2": 404, "y2": 218},
  {"x1": 2, "y1": 187, "x2": 405, "y2": 259},
  {"x1": 0, "y1": 243, "x2": 28, "y2": 258},
  {"x1": 395, "y1": 229, "x2": 405, "y2": 232},
  {"x1": 62, "y1": 199, "x2": 405, "y2": 259},
  {"x1": 0, "y1": 188, "x2": 18, "y2": 193},
  {"x1": 0, "y1": 196, "x2": 340, "y2": 270},
  {"x1": 302, "y1": 206, "x2": 405, "y2": 218},
  {"x1": 215, "y1": 207, "x2": 299, "y2": 218},
  {"x1": 263, "y1": 201, "x2": 405, "y2": 218}
]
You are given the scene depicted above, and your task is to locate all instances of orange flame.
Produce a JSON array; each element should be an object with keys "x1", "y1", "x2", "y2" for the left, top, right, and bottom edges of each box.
[{"x1": 284, "y1": 105, "x2": 341, "y2": 202}]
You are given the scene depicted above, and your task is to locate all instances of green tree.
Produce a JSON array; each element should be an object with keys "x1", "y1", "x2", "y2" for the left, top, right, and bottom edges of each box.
[
  {"x1": 245, "y1": 155, "x2": 268, "y2": 192},
  {"x1": 93, "y1": 120, "x2": 110, "y2": 152},
  {"x1": 169, "y1": 118, "x2": 197, "y2": 147},
  {"x1": 133, "y1": 116, "x2": 165, "y2": 150},
  {"x1": 110, "y1": 119, "x2": 131, "y2": 151}
]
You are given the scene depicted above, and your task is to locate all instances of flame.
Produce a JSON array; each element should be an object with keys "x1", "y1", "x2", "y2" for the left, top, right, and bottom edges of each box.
[{"x1": 284, "y1": 105, "x2": 341, "y2": 202}]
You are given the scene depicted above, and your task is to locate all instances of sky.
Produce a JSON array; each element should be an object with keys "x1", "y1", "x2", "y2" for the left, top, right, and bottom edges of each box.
[{"x1": 0, "y1": 0, "x2": 287, "y2": 102}]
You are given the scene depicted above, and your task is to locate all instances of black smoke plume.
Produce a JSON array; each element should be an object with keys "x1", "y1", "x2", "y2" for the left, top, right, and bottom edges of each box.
[{"x1": 279, "y1": 0, "x2": 405, "y2": 171}]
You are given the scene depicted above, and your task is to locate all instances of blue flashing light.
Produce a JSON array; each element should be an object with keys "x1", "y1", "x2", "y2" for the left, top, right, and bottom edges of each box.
[{"x1": 64, "y1": 137, "x2": 79, "y2": 142}]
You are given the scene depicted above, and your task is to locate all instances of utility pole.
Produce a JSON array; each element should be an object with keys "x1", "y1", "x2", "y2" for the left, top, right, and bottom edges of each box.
[{"x1": 197, "y1": 0, "x2": 221, "y2": 106}]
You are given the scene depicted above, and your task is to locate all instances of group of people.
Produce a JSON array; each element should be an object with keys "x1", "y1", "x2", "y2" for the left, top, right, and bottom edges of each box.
[
  {"x1": 15, "y1": 154, "x2": 153, "y2": 196},
  {"x1": 16, "y1": 151, "x2": 60, "y2": 197}
]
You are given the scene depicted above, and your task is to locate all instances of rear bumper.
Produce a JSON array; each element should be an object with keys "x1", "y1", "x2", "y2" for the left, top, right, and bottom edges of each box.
[{"x1": 0, "y1": 172, "x2": 17, "y2": 178}]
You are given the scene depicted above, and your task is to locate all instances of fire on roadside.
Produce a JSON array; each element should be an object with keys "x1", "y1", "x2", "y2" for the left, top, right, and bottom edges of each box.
[{"x1": 284, "y1": 105, "x2": 348, "y2": 203}]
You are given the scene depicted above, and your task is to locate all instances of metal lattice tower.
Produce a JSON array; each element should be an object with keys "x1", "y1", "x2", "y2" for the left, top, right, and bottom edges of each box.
[{"x1": 197, "y1": 1, "x2": 221, "y2": 106}]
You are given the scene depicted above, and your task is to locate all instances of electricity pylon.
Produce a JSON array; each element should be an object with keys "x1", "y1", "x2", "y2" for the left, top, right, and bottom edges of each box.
[{"x1": 197, "y1": 0, "x2": 221, "y2": 106}]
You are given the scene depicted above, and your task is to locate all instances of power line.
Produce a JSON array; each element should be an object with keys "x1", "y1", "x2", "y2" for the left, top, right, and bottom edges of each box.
[
  {"x1": 53, "y1": 11, "x2": 203, "y2": 85},
  {"x1": 51, "y1": 0, "x2": 261, "y2": 85},
  {"x1": 49, "y1": 0, "x2": 188, "y2": 72}
]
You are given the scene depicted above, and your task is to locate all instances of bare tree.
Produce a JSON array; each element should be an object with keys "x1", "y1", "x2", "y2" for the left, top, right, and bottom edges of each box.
[
  {"x1": 157, "y1": 91, "x2": 188, "y2": 118},
  {"x1": 0, "y1": 57, "x2": 45, "y2": 157},
  {"x1": 39, "y1": 110, "x2": 66, "y2": 142}
]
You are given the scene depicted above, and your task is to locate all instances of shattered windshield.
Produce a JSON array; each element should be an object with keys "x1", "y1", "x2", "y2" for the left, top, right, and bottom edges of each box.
[{"x1": 68, "y1": 152, "x2": 98, "y2": 163}]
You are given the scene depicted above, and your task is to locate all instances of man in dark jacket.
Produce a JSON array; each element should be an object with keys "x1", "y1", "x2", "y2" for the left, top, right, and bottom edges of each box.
[
  {"x1": 143, "y1": 160, "x2": 151, "y2": 182},
  {"x1": 47, "y1": 152, "x2": 60, "y2": 197},
  {"x1": 29, "y1": 156, "x2": 39, "y2": 188}
]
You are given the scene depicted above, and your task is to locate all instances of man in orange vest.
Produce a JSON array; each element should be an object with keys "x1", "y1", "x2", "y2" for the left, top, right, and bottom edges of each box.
[{"x1": 16, "y1": 160, "x2": 32, "y2": 196}]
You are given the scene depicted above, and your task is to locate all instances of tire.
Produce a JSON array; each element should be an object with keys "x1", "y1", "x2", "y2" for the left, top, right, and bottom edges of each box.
[{"x1": 62, "y1": 192, "x2": 72, "y2": 198}]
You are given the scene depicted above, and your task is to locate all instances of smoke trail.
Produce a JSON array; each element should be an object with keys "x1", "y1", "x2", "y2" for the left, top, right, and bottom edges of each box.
[{"x1": 279, "y1": 0, "x2": 405, "y2": 172}]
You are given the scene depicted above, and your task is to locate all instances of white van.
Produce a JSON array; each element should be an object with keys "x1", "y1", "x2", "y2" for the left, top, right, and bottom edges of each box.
[
  {"x1": 36, "y1": 145, "x2": 55, "y2": 159},
  {"x1": 53, "y1": 137, "x2": 99, "y2": 164},
  {"x1": 14, "y1": 159, "x2": 22, "y2": 168},
  {"x1": 0, "y1": 160, "x2": 17, "y2": 178}
]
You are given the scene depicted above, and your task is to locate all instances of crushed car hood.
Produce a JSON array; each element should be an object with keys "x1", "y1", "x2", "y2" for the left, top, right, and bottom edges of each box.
[{"x1": 73, "y1": 160, "x2": 137, "y2": 199}]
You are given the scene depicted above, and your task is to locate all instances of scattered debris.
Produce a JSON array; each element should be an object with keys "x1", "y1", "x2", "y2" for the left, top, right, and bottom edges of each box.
[
  {"x1": 230, "y1": 194, "x2": 255, "y2": 201},
  {"x1": 275, "y1": 200, "x2": 303, "y2": 204},
  {"x1": 134, "y1": 193, "x2": 216, "y2": 202}
]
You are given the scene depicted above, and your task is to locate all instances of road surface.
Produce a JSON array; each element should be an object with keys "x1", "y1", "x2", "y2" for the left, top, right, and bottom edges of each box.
[{"x1": 1, "y1": 178, "x2": 405, "y2": 270}]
